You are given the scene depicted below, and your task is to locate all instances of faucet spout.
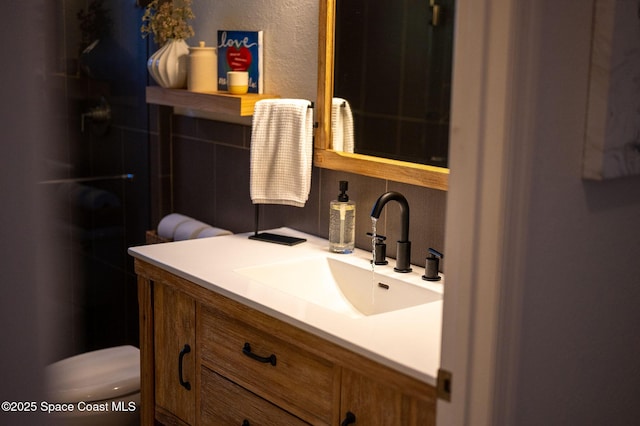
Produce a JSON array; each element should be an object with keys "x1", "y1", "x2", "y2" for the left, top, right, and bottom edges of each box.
[
  {"x1": 371, "y1": 191, "x2": 410, "y2": 242},
  {"x1": 370, "y1": 191, "x2": 412, "y2": 272}
]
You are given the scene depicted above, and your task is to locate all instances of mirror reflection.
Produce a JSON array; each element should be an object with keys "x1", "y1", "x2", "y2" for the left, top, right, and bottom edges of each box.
[{"x1": 332, "y1": 0, "x2": 455, "y2": 168}]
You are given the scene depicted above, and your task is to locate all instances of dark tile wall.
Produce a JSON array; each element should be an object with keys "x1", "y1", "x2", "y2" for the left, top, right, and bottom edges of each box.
[
  {"x1": 47, "y1": 73, "x2": 149, "y2": 360},
  {"x1": 149, "y1": 107, "x2": 447, "y2": 270},
  {"x1": 334, "y1": 0, "x2": 454, "y2": 167},
  {"x1": 46, "y1": 1, "x2": 150, "y2": 360}
]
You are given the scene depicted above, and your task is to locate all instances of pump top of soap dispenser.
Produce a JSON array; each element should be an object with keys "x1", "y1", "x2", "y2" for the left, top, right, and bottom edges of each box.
[{"x1": 338, "y1": 180, "x2": 349, "y2": 202}]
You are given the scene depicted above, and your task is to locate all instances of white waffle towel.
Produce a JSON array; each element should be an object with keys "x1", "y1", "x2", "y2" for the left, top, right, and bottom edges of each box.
[
  {"x1": 331, "y1": 97, "x2": 354, "y2": 153},
  {"x1": 250, "y1": 99, "x2": 314, "y2": 207}
]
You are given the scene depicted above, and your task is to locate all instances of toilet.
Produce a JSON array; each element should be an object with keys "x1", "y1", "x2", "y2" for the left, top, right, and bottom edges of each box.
[{"x1": 45, "y1": 345, "x2": 140, "y2": 426}]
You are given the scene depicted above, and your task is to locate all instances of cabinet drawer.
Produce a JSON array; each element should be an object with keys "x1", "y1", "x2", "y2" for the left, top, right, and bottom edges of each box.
[
  {"x1": 200, "y1": 305, "x2": 337, "y2": 424},
  {"x1": 201, "y1": 366, "x2": 309, "y2": 425}
]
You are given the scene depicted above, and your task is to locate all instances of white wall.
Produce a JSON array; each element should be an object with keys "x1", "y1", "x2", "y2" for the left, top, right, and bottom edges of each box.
[
  {"x1": 190, "y1": 0, "x2": 318, "y2": 101},
  {"x1": 509, "y1": 1, "x2": 640, "y2": 424},
  {"x1": 1, "y1": 2, "x2": 52, "y2": 424},
  {"x1": 441, "y1": 0, "x2": 640, "y2": 424}
]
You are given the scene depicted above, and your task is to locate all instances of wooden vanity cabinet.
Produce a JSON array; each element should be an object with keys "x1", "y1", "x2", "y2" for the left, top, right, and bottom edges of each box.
[
  {"x1": 340, "y1": 369, "x2": 435, "y2": 426},
  {"x1": 200, "y1": 367, "x2": 311, "y2": 425},
  {"x1": 135, "y1": 259, "x2": 435, "y2": 425},
  {"x1": 200, "y1": 303, "x2": 339, "y2": 424},
  {"x1": 153, "y1": 281, "x2": 196, "y2": 425}
]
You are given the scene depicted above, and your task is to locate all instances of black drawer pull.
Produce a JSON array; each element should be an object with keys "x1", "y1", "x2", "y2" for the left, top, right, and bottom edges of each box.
[
  {"x1": 178, "y1": 344, "x2": 191, "y2": 390},
  {"x1": 242, "y1": 342, "x2": 277, "y2": 366},
  {"x1": 242, "y1": 420, "x2": 250, "y2": 426},
  {"x1": 341, "y1": 411, "x2": 356, "y2": 425}
]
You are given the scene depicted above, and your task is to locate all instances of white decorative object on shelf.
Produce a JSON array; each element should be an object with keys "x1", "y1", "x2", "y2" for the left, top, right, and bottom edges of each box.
[
  {"x1": 147, "y1": 39, "x2": 189, "y2": 89},
  {"x1": 188, "y1": 41, "x2": 217, "y2": 93}
]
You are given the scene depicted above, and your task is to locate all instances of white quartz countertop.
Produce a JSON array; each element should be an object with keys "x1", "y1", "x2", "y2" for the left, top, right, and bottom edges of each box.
[{"x1": 128, "y1": 228, "x2": 443, "y2": 385}]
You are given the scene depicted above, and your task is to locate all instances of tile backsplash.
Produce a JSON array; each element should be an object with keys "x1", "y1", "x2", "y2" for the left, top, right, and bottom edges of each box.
[{"x1": 149, "y1": 107, "x2": 447, "y2": 269}]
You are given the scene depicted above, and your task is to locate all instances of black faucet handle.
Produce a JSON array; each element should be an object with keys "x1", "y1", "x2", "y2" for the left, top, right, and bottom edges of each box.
[
  {"x1": 428, "y1": 247, "x2": 443, "y2": 259},
  {"x1": 423, "y1": 248, "x2": 443, "y2": 281},
  {"x1": 366, "y1": 232, "x2": 386, "y2": 241},
  {"x1": 367, "y1": 232, "x2": 389, "y2": 265}
]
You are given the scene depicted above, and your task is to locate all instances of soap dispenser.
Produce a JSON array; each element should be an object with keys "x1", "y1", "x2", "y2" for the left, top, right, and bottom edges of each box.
[{"x1": 329, "y1": 181, "x2": 356, "y2": 253}]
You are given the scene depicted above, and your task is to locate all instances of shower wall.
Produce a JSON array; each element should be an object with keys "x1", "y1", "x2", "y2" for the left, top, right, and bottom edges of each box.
[{"x1": 47, "y1": 0, "x2": 150, "y2": 360}]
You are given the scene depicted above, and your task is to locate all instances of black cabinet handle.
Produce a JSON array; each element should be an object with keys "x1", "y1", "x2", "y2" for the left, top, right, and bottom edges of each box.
[
  {"x1": 242, "y1": 342, "x2": 277, "y2": 366},
  {"x1": 242, "y1": 420, "x2": 250, "y2": 426},
  {"x1": 178, "y1": 344, "x2": 191, "y2": 390},
  {"x1": 341, "y1": 411, "x2": 356, "y2": 425}
]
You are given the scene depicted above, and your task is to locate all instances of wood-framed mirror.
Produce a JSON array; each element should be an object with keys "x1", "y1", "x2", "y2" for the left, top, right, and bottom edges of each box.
[{"x1": 314, "y1": 0, "x2": 450, "y2": 190}]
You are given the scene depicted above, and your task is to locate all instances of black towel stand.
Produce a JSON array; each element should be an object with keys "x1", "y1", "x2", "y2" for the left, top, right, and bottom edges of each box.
[
  {"x1": 248, "y1": 205, "x2": 306, "y2": 246},
  {"x1": 247, "y1": 100, "x2": 312, "y2": 246}
]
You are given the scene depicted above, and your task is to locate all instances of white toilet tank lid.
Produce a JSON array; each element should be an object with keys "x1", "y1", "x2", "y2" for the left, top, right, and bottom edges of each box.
[{"x1": 46, "y1": 345, "x2": 140, "y2": 403}]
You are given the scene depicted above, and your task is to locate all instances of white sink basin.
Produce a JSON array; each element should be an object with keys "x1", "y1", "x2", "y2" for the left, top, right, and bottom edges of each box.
[{"x1": 235, "y1": 256, "x2": 441, "y2": 318}]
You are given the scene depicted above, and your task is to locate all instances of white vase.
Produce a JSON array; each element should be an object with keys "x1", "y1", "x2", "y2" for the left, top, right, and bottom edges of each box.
[{"x1": 146, "y1": 39, "x2": 189, "y2": 89}]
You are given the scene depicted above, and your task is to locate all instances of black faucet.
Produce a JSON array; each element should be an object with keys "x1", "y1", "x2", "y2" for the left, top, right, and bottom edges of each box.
[{"x1": 370, "y1": 191, "x2": 412, "y2": 272}]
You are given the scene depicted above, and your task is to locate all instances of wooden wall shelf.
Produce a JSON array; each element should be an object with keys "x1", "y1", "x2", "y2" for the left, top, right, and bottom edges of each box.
[{"x1": 145, "y1": 86, "x2": 279, "y2": 116}]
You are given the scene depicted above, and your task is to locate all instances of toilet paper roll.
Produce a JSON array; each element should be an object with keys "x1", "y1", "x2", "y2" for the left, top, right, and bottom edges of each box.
[
  {"x1": 174, "y1": 219, "x2": 210, "y2": 241},
  {"x1": 196, "y1": 226, "x2": 233, "y2": 238},
  {"x1": 157, "y1": 213, "x2": 192, "y2": 240}
]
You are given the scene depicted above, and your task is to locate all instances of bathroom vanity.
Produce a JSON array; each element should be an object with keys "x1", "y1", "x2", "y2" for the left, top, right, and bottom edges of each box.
[{"x1": 129, "y1": 228, "x2": 443, "y2": 425}]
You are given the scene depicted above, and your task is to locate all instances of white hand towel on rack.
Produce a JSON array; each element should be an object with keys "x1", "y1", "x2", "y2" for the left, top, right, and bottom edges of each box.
[
  {"x1": 331, "y1": 97, "x2": 354, "y2": 153},
  {"x1": 250, "y1": 99, "x2": 314, "y2": 207}
]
